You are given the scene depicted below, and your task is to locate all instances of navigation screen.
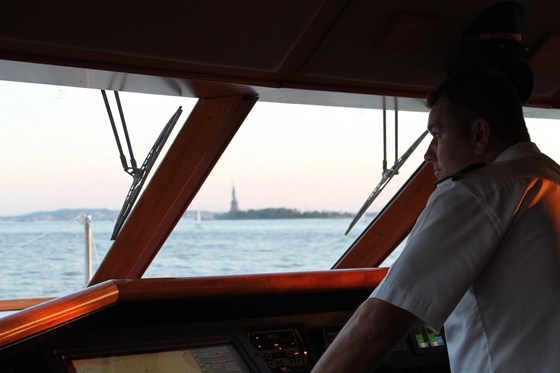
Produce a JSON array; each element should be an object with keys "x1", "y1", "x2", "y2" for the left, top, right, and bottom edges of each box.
[{"x1": 68, "y1": 344, "x2": 251, "y2": 373}]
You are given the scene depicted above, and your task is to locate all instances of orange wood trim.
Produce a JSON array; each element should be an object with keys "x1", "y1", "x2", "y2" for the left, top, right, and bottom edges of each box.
[
  {"x1": 114, "y1": 268, "x2": 389, "y2": 301},
  {"x1": 0, "y1": 269, "x2": 386, "y2": 349},
  {"x1": 334, "y1": 163, "x2": 436, "y2": 268},
  {"x1": 0, "y1": 281, "x2": 118, "y2": 349},
  {"x1": 90, "y1": 95, "x2": 258, "y2": 284},
  {"x1": 0, "y1": 298, "x2": 54, "y2": 312}
]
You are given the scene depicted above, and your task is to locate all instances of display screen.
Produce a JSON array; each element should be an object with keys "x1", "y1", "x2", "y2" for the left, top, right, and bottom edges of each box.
[
  {"x1": 411, "y1": 326, "x2": 445, "y2": 352},
  {"x1": 67, "y1": 344, "x2": 251, "y2": 373}
]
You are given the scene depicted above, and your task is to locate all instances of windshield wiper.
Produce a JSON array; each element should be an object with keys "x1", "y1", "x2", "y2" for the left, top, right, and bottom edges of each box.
[
  {"x1": 345, "y1": 98, "x2": 428, "y2": 235},
  {"x1": 101, "y1": 90, "x2": 183, "y2": 240}
]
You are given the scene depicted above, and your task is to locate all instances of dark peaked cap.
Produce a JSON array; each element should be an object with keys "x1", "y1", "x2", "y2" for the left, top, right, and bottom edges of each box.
[{"x1": 449, "y1": 1, "x2": 533, "y2": 104}]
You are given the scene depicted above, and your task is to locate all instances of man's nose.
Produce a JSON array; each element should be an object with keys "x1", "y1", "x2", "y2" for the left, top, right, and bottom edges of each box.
[{"x1": 424, "y1": 138, "x2": 436, "y2": 162}]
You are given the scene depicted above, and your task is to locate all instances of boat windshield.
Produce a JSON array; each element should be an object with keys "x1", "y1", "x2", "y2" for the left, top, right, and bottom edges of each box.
[
  {"x1": 145, "y1": 100, "x2": 430, "y2": 277},
  {"x1": 2, "y1": 80, "x2": 560, "y2": 299}
]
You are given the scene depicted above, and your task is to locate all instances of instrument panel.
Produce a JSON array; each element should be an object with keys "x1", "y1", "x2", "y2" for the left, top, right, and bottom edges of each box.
[
  {"x1": 44, "y1": 324, "x2": 448, "y2": 373},
  {"x1": 249, "y1": 329, "x2": 310, "y2": 372},
  {"x1": 0, "y1": 275, "x2": 450, "y2": 372}
]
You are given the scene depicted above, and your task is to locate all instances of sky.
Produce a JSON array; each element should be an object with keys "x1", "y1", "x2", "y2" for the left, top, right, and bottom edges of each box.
[{"x1": 1, "y1": 80, "x2": 560, "y2": 217}]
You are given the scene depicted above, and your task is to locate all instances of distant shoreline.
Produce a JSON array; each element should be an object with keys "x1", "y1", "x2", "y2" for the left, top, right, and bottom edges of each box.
[
  {"x1": 214, "y1": 208, "x2": 353, "y2": 220},
  {"x1": 0, "y1": 208, "x2": 367, "y2": 222},
  {"x1": 0, "y1": 208, "x2": 119, "y2": 222}
]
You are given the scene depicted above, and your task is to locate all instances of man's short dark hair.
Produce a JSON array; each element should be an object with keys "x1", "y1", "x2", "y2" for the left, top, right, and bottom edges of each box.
[{"x1": 426, "y1": 69, "x2": 530, "y2": 145}]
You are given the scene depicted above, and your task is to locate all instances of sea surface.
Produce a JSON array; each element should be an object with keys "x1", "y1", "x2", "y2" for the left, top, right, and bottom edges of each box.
[{"x1": 0, "y1": 218, "x2": 401, "y2": 299}]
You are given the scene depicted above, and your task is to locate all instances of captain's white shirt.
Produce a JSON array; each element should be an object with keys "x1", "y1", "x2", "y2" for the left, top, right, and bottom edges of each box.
[{"x1": 371, "y1": 142, "x2": 560, "y2": 372}]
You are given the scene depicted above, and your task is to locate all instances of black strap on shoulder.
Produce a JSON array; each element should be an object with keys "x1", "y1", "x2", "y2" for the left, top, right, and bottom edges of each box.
[{"x1": 436, "y1": 162, "x2": 486, "y2": 185}]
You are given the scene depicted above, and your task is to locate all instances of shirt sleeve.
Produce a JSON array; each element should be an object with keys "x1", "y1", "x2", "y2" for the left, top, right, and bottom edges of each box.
[{"x1": 370, "y1": 179, "x2": 503, "y2": 330}]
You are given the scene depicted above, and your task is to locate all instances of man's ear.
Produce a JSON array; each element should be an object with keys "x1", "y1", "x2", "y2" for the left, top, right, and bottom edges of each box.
[{"x1": 472, "y1": 118, "x2": 491, "y2": 154}]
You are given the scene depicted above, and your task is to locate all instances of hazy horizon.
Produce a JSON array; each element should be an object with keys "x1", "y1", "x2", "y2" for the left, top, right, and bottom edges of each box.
[
  {"x1": 0, "y1": 205, "x2": 369, "y2": 218},
  {"x1": 0, "y1": 80, "x2": 432, "y2": 217},
  {"x1": 2, "y1": 80, "x2": 560, "y2": 217}
]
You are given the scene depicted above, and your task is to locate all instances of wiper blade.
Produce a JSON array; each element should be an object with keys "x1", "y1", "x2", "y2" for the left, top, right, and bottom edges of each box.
[{"x1": 345, "y1": 129, "x2": 428, "y2": 235}]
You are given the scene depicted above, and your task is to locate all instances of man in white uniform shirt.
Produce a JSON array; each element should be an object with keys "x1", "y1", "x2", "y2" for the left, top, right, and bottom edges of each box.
[{"x1": 312, "y1": 70, "x2": 560, "y2": 372}]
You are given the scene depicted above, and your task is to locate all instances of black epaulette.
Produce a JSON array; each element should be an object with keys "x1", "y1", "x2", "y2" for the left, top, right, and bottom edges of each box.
[{"x1": 436, "y1": 162, "x2": 486, "y2": 185}]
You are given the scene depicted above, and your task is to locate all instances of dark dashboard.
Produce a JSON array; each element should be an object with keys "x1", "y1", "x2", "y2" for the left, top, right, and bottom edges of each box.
[{"x1": 0, "y1": 270, "x2": 449, "y2": 373}]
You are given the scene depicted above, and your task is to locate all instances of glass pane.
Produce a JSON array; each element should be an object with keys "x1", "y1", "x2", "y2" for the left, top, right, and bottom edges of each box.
[
  {"x1": 525, "y1": 116, "x2": 560, "y2": 160},
  {"x1": 379, "y1": 113, "x2": 560, "y2": 268},
  {"x1": 5, "y1": 79, "x2": 560, "y2": 299},
  {"x1": 146, "y1": 101, "x2": 430, "y2": 277},
  {"x1": 0, "y1": 80, "x2": 195, "y2": 298}
]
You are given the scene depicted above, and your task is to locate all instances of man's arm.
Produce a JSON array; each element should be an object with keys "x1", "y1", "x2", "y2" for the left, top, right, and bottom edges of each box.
[{"x1": 311, "y1": 298, "x2": 419, "y2": 373}]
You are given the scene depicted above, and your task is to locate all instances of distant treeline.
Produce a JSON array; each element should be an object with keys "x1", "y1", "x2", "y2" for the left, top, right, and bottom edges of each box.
[
  {"x1": 216, "y1": 208, "x2": 353, "y2": 220},
  {"x1": 0, "y1": 207, "x2": 356, "y2": 222},
  {"x1": 0, "y1": 208, "x2": 119, "y2": 222}
]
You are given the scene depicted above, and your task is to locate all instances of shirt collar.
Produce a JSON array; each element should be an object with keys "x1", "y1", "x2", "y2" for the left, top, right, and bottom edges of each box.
[
  {"x1": 493, "y1": 141, "x2": 541, "y2": 163},
  {"x1": 436, "y1": 142, "x2": 540, "y2": 186}
]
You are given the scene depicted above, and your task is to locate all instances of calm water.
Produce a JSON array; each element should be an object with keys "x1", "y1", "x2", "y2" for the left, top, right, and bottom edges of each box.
[{"x1": 0, "y1": 217, "x2": 398, "y2": 299}]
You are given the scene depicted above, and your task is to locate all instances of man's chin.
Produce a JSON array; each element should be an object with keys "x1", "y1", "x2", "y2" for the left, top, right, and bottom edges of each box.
[{"x1": 434, "y1": 169, "x2": 448, "y2": 181}]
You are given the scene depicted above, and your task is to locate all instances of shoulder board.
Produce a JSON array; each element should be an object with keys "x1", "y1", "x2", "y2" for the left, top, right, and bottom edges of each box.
[{"x1": 436, "y1": 162, "x2": 486, "y2": 185}]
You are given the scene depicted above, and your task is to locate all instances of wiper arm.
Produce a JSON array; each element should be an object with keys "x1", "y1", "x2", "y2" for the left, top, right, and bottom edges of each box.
[
  {"x1": 345, "y1": 129, "x2": 428, "y2": 235},
  {"x1": 101, "y1": 90, "x2": 183, "y2": 240},
  {"x1": 101, "y1": 90, "x2": 140, "y2": 178}
]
